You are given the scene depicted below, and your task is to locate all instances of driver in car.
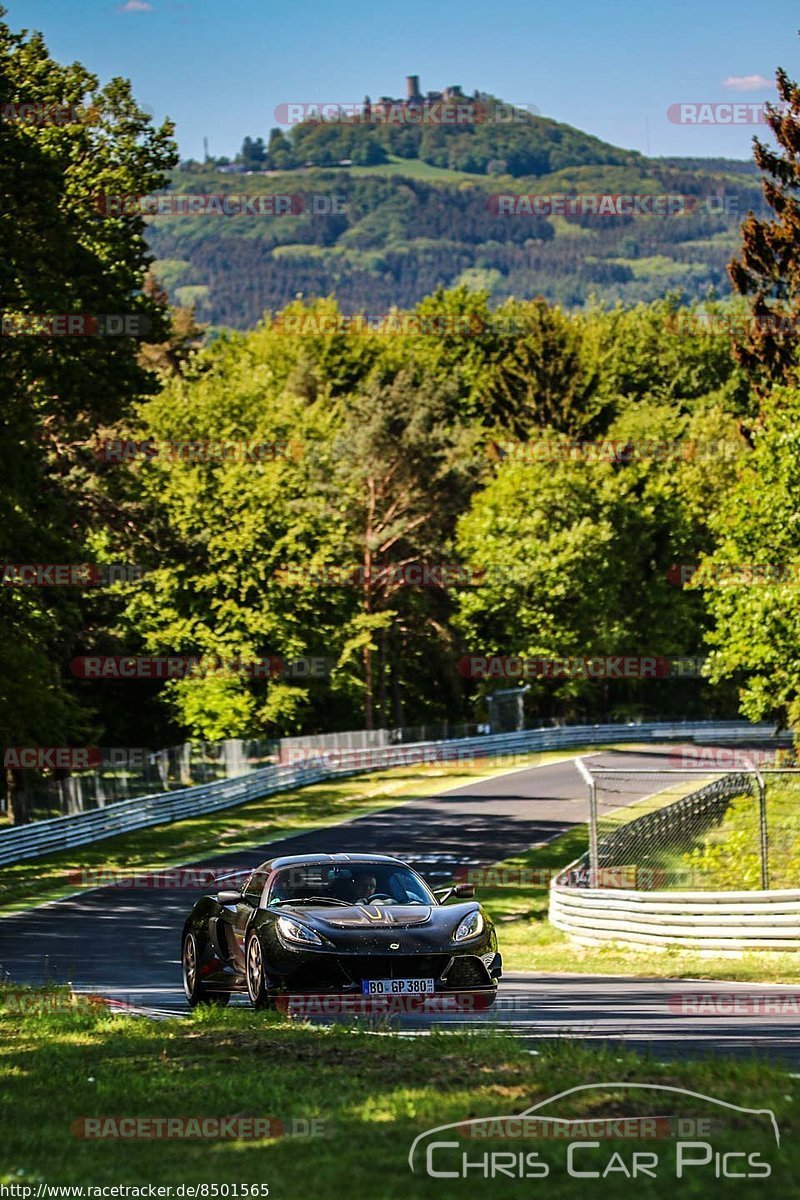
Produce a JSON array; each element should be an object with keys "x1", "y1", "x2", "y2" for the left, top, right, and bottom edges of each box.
[{"x1": 352, "y1": 870, "x2": 378, "y2": 903}]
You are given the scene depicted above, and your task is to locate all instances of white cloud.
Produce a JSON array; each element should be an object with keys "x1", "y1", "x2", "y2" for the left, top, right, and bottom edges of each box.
[
  {"x1": 723, "y1": 74, "x2": 772, "y2": 92},
  {"x1": 117, "y1": 1, "x2": 155, "y2": 12}
]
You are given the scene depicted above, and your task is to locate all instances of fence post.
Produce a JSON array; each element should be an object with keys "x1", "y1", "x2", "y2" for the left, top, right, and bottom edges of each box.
[
  {"x1": 756, "y1": 771, "x2": 769, "y2": 890},
  {"x1": 575, "y1": 756, "x2": 599, "y2": 886},
  {"x1": 740, "y1": 757, "x2": 769, "y2": 891}
]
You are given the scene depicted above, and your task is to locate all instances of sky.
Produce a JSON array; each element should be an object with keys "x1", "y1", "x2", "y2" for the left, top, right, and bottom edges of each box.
[{"x1": 7, "y1": 0, "x2": 799, "y2": 162}]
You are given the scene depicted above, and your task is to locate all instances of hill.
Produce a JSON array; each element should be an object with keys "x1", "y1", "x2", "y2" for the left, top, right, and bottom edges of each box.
[
  {"x1": 145, "y1": 97, "x2": 765, "y2": 329},
  {"x1": 261, "y1": 90, "x2": 641, "y2": 178}
]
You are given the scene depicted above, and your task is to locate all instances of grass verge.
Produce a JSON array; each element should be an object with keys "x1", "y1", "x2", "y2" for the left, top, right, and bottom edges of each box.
[{"x1": 0, "y1": 987, "x2": 795, "y2": 1195}]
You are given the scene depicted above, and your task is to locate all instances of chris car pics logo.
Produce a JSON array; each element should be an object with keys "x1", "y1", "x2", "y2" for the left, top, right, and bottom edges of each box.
[{"x1": 408, "y1": 1083, "x2": 779, "y2": 1181}]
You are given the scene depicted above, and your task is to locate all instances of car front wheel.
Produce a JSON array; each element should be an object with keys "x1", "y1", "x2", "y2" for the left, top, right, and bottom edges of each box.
[{"x1": 246, "y1": 932, "x2": 272, "y2": 1009}]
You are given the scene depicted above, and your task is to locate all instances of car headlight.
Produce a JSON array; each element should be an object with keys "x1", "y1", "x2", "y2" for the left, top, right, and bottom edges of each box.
[
  {"x1": 277, "y1": 916, "x2": 323, "y2": 946},
  {"x1": 454, "y1": 910, "x2": 484, "y2": 942}
]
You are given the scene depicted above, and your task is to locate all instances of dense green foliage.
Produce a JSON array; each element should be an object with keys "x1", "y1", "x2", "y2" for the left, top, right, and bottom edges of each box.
[
  {"x1": 681, "y1": 783, "x2": 800, "y2": 889},
  {"x1": 729, "y1": 67, "x2": 800, "y2": 385},
  {"x1": 8, "y1": 12, "x2": 800, "y2": 816},
  {"x1": 148, "y1": 163, "x2": 764, "y2": 327},
  {"x1": 260, "y1": 94, "x2": 638, "y2": 178},
  {"x1": 104, "y1": 291, "x2": 750, "y2": 740},
  {"x1": 0, "y1": 9, "x2": 177, "y2": 817},
  {"x1": 701, "y1": 386, "x2": 800, "y2": 727}
]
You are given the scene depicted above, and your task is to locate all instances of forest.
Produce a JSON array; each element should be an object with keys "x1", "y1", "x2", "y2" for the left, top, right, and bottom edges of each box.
[{"x1": 3, "y1": 14, "x2": 800, "y2": 819}]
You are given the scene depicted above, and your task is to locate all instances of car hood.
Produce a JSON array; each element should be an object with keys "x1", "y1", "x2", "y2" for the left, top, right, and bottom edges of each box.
[
  {"x1": 277, "y1": 901, "x2": 484, "y2": 933},
  {"x1": 286, "y1": 904, "x2": 434, "y2": 928}
]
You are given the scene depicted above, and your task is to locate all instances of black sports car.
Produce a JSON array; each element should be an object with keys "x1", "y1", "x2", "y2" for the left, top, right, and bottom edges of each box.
[{"x1": 181, "y1": 852, "x2": 501, "y2": 1008}]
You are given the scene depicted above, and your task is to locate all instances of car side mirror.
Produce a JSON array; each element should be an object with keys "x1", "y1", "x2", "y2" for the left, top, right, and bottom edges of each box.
[
  {"x1": 217, "y1": 889, "x2": 244, "y2": 906},
  {"x1": 434, "y1": 882, "x2": 476, "y2": 902}
]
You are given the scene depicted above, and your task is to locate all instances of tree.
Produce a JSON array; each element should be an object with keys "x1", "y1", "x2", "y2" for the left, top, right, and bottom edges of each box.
[
  {"x1": 122, "y1": 304, "x2": 484, "y2": 737},
  {"x1": 137, "y1": 274, "x2": 208, "y2": 377},
  {"x1": 240, "y1": 135, "x2": 266, "y2": 170},
  {"x1": 728, "y1": 65, "x2": 800, "y2": 387},
  {"x1": 324, "y1": 370, "x2": 480, "y2": 728},
  {"x1": 0, "y1": 10, "x2": 177, "y2": 819},
  {"x1": 267, "y1": 128, "x2": 293, "y2": 169},
  {"x1": 120, "y1": 312, "x2": 348, "y2": 740},
  {"x1": 485, "y1": 298, "x2": 599, "y2": 435},
  {"x1": 455, "y1": 401, "x2": 746, "y2": 723},
  {"x1": 701, "y1": 386, "x2": 800, "y2": 730}
]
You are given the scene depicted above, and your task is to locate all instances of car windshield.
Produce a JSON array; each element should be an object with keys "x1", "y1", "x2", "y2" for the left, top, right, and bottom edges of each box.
[{"x1": 266, "y1": 862, "x2": 435, "y2": 907}]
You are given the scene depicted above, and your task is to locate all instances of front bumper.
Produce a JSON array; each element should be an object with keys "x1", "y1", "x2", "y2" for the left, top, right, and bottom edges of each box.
[{"x1": 268, "y1": 950, "x2": 500, "y2": 995}]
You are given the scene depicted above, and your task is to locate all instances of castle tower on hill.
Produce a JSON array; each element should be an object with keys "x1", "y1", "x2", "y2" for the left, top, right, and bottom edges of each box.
[{"x1": 406, "y1": 75, "x2": 421, "y2": 101}]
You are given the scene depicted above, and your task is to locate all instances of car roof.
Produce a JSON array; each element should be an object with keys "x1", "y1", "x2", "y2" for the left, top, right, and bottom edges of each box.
[{"x1": 258, "y1": 852, "x2": 407, "y2": 872}]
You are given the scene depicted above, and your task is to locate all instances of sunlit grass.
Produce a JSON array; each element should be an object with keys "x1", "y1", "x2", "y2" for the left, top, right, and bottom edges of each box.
[{"x1": 0, "y1": 989, "x2": 795, "y2": 1195}]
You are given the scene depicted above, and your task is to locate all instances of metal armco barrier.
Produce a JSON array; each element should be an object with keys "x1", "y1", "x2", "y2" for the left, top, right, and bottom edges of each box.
[
  {"x1": 0, "y1": 719, "x2": 777, "y2": 867},
  {"x1": 550, "y1": 761, "x2": 800, "y2": 951},
  {"x1": 549, "y1": 884, "x2": 800, "y2": 951}
]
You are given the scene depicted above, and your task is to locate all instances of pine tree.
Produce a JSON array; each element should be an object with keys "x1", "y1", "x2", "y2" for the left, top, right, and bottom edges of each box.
[{"x1": 729, "y1": 67, "x2": 800, "y2": 387}]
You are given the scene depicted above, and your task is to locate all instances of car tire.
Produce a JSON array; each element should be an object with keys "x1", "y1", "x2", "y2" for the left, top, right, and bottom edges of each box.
[
  {"x1": 182, "y1": 929, "x2": 230, "y2": 1007},
  {"x1": 245, "y1": 931, "x2": 273, "y2": 1009}
]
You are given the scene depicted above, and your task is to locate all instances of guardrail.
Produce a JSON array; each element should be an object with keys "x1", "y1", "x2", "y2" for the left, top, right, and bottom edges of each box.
[
  {"x1": 549, "y1": 764, "x2": 800, "y2": 950},
  {"x1": 0, "y1": 719, "x2": 777, "y2": 867},
  {"x1": 549, "y1": 883, "x2": 800, "y2": 950}
]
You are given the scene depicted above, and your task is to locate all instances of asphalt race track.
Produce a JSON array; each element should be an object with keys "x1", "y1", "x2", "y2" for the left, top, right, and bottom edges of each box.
[{"x1": 3, "y1": 744, "x2": 799, "y2": 1063}]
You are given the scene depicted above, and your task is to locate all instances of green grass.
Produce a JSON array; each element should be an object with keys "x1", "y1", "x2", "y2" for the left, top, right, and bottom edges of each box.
[
  {"x1": 0, "y1": 989, "x2": 795, "y2": 1194},
  {"x1": 681, "y1": 782, "x2": 800, "y2": 890},
  {"x1": 609, "y1": 255, "x2": 710, "y2": 279},
  {"x1": 205, "y1": 159, "x2": 499, "y2": 187},
  {"x1": 340, "y1": 155, "x2": 492, "y2": 184},
  {"x1": 0, "y1": 749, "x2": 586, "y2": 917},
  {"x1": 548, "y1": 213, "x2": 594, "y2": 238}
]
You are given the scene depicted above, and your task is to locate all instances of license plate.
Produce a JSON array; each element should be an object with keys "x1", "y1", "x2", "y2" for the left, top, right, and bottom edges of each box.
[{"x1": 361, "y1": 977, "x2": 434, "y2": 996}]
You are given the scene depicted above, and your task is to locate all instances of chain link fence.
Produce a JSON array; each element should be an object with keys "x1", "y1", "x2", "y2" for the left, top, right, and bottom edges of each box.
[
  {"x1": 1, "y1": 738, "x2": 279, "y2": 822},
  {"x1": 564, "y1": 760, "x2": 800, "y2": 890},
  {"x1": 1, "y1": 718, "x2": 780, "y2": 826}
]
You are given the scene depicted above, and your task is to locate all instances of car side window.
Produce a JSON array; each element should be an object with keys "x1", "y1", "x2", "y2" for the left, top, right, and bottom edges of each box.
[
  {"x1": 243, "y1": 868, "x2": 268, "y2": 905},
  {"x1": 265, "y1": 873, "x2": 287, "y2": 905}
]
